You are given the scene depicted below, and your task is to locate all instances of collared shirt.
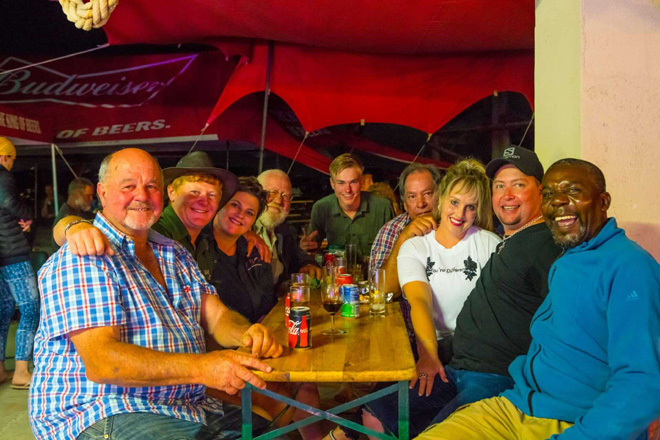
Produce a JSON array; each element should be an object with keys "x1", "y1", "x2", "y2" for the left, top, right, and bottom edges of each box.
[
  {"x1": 368, "y1": 212, "x2": 411, "y2": 274},
  {"x1": 310, "y1": 192, "x2": 394, "y2": 257},
  {"x1": 152, "y1": 205, "x2": 214, "y2": 281},
  {"x1": 254, "y1": 218, "x2": 285, "y2": 283},
  {"x1": 29, "y1": 212, "x2": 222, "y2": 440}
]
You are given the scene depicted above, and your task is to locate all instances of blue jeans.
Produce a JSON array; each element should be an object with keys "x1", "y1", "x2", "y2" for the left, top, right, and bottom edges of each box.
[
  {"x1": 77, "y1": 405, "x2": 270, "y2": 440},
  {"x1": 429, "y1": 366, "x2": 515, "y2": 425},
  {"x1": 0, "y1": 260, "x2": 39, "y2": 362}
]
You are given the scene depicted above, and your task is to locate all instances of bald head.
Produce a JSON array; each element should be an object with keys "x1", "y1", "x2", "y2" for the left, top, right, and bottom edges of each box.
[
  {"x1": 99, "y1": 148, "x2": 164, "y2": 186},
  {"x1": 97, "y1": 148, "x2": 164, "y2": 239}
]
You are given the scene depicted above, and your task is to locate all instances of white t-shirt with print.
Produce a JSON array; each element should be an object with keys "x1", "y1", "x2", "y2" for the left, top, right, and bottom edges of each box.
[{"x1": 397, "y1": 226, "x2": 500, "y2": 338}]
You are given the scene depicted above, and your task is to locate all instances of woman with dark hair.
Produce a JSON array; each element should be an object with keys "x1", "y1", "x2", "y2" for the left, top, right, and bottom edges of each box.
[
  {"x1": 209, "y1": 176, "x2": 275, "y2": 323},
  {"x1": 207, "y1": 176, "x2": 324, "y2": 440}
]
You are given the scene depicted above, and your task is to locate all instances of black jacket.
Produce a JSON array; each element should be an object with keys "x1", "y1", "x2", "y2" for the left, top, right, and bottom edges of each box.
[
  {"x1": 0, "y1": 166, "x2": 33, "y2": 265},
  {"x1": 273, "y1": 221, "x2": 317, "y2": 287}
]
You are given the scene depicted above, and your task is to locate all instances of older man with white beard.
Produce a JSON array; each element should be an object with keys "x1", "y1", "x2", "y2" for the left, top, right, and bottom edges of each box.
[{"x1": 255, "y1": 169, "x2": 320, "y2": 288}]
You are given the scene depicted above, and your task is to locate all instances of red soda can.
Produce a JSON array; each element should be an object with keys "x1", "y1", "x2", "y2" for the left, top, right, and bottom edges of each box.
[
  {"x1": 336, "y1": 274, "x2": 354, "y2": 286},
  {"x1": 288, "y1": 306, "x2": 312, "y2": 349},
  {"x1": 284, "y1": 292, "x2": 291, "y2": 327},
  {"x1": 323, "y1": 253, "x2": 336, "y2": 266}
]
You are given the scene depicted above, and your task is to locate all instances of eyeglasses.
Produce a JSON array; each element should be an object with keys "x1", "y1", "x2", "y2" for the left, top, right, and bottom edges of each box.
[{"x1": 266, "y1": 190, "x2": 293, "y2": 203}]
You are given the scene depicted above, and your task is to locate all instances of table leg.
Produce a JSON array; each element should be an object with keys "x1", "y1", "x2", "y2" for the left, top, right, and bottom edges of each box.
[
  {"x1": 242, "y1": 383, "x2": 253, "y2": 440},
  {"x1": 398, "y1": 381, "x2": 409, "y2": 440}
]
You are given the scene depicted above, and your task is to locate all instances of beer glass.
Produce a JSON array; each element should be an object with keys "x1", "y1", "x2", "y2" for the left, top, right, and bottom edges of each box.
[{"x1": 370, "y1": 269, "x2": 386, "y2": 316}]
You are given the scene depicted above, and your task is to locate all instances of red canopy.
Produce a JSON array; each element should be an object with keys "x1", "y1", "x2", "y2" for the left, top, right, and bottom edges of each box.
[
  {"x1": 4, "y1": 1, "x2": 535, "y2": 174},
  {"x1": 104, "y1": 0, "x2": 533, "y2": 56},
  {"x1": 210, "y1": 43, "x2": 533, "y2": 135}
]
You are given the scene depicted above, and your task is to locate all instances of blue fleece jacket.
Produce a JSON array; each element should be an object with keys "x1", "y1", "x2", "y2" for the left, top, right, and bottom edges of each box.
[{"x1": 503, "y1": 218, "x2": 660, "y2": 440}]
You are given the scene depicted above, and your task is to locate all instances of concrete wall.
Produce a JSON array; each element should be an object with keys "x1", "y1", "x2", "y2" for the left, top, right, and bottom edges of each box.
[{"x1": 536, "y1": 0, "x2": 660, "y2": 260}]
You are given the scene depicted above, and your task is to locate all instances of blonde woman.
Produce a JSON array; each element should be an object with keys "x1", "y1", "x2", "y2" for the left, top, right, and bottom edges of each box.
[{"x1": 362, "y1": 158, "x2": 500, "y2": 438}]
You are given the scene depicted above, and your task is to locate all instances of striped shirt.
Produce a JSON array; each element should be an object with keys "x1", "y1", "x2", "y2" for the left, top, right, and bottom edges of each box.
[{"x1": 29, "y1": 212, "x2": 222, "y2": 439}]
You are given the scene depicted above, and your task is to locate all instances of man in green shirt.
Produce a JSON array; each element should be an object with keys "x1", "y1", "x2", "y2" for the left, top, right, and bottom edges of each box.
[{"x1": 300, "y1": 153, "x2": 394, "y2": 258}]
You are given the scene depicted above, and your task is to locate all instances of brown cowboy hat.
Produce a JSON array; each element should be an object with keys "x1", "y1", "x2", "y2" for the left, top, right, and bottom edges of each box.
[{"x1": 163, "y1": 151, "x2": 239, "y2": 208}]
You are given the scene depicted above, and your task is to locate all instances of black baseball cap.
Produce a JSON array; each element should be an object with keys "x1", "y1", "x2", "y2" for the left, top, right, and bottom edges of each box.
[
  {"x1": 163, "y1": 151, "x2": 239, "y2": 209},
  {"x1": 485, "y1": 146, "x2": 544, "y2": 183}
]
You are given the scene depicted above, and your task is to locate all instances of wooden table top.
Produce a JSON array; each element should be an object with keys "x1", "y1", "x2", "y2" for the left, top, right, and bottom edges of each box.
[{"x1": 253, "y1": 291, "x2": 416, "y2": 383}]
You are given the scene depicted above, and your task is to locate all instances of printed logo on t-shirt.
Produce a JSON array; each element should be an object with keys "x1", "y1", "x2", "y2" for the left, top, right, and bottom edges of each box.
[{"x1": 426, "y1": 255, "x2": 478, "y2": 281}]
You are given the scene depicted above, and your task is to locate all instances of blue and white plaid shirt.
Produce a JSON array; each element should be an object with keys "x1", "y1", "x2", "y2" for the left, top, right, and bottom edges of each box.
[{"x1": 29, "y1": 212, "x2": 222, "y2": 439}]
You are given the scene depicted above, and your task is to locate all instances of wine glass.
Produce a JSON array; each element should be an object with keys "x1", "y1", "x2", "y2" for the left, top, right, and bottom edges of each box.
[{"x1": 321, "y1": 266, "x2": 346, "y2": 335}]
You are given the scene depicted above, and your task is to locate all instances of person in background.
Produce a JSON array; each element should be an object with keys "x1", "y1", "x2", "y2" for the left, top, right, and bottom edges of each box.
[
  {"x1": 361, "y1": 173, "x2": 374, "y2": 191},
  {"x1": 52, "y1": 178, "x2": 95, "y2": 225},
  {"x1": 417, "y1": 158, "x2": 660, "y2": 440},
  {"x1": 358, "y1": 159, "x2": 500, "y2": 439},
  {"x1": 255, "y1": 169, "x2": 320, "y2": 291},
  {"x1": 0, "y1": 136, "x2": 38, "y2": 390},
  {"x1": 30, "y1": 148, "x2": 282, "y2": 440},
  {"x1": 368, "y1": 181, "x2": 403, "y2": 216},
  {"x1": 51, "y1": 178, "x2": 95, "y2": 250},
  {"x1": 300, "y1": 153, "x2": 394, "y2": 258},
  {"x1": 39, "y1": 184, "x2": 61, "y2": 220}
]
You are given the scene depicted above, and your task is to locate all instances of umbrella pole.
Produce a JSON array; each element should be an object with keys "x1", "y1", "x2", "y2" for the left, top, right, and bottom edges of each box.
[
  {"x1": 51, "y1": 144, "x2": 59, "y2": 214},
  {"x1": 258, "y1": 40, "x2": 274, "y2": 174}
]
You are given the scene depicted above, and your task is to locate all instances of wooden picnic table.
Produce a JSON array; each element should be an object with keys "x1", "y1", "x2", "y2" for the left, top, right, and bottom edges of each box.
[{"x1": 241, "y1": 290, "x2": 416, "y2": 440}]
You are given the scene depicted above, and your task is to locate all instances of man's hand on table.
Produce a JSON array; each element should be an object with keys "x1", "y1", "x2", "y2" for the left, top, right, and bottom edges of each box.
[
  {"x1": 201, "y1": 350, "x2": 272, "y2": 394},
  {"x1": 400, "y1": 214, "x2": 437, "y2": 241},
  {"x1": 67, "y1": 222, "x2": 114, "y2": 256},
  {"x1": 241, "y1": 323, "x2": 283, "y2": 358},
  {"x1": 411, "y1": 351, "x2": 448, "y2": 397}
]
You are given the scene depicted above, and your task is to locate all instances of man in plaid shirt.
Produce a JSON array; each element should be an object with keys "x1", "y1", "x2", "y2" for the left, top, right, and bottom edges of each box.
[
  {"x1": 29, "y1": 149, "x2": 282, "y2": 440},
  {"x1": 369, "y1": 163, "x2": 442, "y2": 296}
]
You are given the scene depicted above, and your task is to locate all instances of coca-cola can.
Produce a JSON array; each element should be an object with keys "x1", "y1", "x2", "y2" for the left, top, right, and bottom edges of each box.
[
  {"x1": 284, "y1": 292, "x2": 291, "y2": 327},
  {"x1": 336, "y1": 274, "x2": 354, "y2": 286},
  {"x1": 288, "y1": 306, "x2": 312, "y2": 349},
  {"x1": 323, "y1": 252, "x2": 336, "y2": 267}
]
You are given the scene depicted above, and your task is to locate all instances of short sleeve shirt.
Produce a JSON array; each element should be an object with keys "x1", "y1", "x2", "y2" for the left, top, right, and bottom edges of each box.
[
  {"x1": 309, "y1": 192, "x2": 394, "y2": 257},
  {"x1": 398, "y1": 227, "x2": 500, "y2": 337},
  {"x1": 29, "y1": 212, "x2": 221, "y2": 439}
]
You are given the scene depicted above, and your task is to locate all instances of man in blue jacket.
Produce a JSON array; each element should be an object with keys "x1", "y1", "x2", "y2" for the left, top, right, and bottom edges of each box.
[{"x1": 417, "y1": 158, "x2": 660, "y2": 440}]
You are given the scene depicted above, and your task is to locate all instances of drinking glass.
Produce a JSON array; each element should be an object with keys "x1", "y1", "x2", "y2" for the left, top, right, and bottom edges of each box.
[
  {"x1": 321, "y1": 267, "x2": 346, "y2": 335},
  {"x1": 291, "y1": 273, "x2": 311, "y2": 287},
  {"x1": 345, "y1": 243, "x2": 357, "y2": 273},
  {"x1": 370, "y1": 268, "x2": 386, "y2": 316},
  {"x1": 290, "y1": 285, "x2": 310, "y2": 308}
]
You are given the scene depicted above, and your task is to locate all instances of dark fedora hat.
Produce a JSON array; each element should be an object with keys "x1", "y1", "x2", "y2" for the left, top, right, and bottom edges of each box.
[{"x1": 163, "y1": 151, "x2": 239, "y2": 208}]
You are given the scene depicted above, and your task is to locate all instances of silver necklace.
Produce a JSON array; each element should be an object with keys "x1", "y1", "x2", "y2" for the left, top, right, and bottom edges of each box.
[{"x1": 497, "y1": 215, "x2": 544, "y2": 254}]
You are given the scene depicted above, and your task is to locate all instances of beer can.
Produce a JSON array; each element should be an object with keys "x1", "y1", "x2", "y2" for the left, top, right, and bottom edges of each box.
[
  {"x1": 340, "y1": 284, "x2": 360, "y2": 318},
  {"x1": 284, "y1": 292, "x2": 291, "y2": 327},
  {"x1": 288, "y1": 306, "x2": 312, "y2": 349},
  {"x1": 336, "y1": 273, "x2": 354, "y2": 286}
]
